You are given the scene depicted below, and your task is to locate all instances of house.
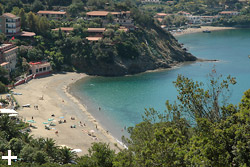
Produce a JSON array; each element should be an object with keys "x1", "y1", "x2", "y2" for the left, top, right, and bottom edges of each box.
[
  {"x1": 155, "y1": 13, "x2": 169, "y2": 18},
  {"x1": 86, "y1": 37, "x2": 102, "y2": 41},
  {"x1": 177, "y1": 11, "x2": 191, "y2": 17},
  {"x1": 141, "y1": 0, "x2": 161, "y2": 3},
  {"x1": 166, "y1": 1, "x2": 174, "y2": 5},
  {"x1": 118, "y1": 26, "x2": 128, "y2": 32},
  {"x1": 86, "y1": 11, "x2": 110, "y2": 19},
  {"x1": 52, "y1": 27, "x2": 74, "y2": 33},
  {"x1": 187, "y1": 16, "x2": 201, "y2": 24},
  {"x1": 0, "y1": 44, "x2": 18, "y2": 72},
  {"x1": 37, "y1": 11, "x2": 67, "y2": 20},
  {"x1": 29, "y1": 61, "x2": 52, "y2": 77},
  {"x1": 200, "y1": 16, "x2": 219, "y2": 25},
  {"x1": 87, "y1": 28, "x2": 106, "y2": 37},
  {"x1": 219, "y1": 11, "x2": 240, "y2": 17},
  {"x1": 86, "y1": 11, "x2": 133, "y2": 27},
  {"x1": 0, "y1": 13, "x2": 21, "y2": 35}
]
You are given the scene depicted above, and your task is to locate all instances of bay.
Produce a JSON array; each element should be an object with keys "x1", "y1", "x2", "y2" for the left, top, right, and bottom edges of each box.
[{"x1": 70, "y1": 29, "x2": 250, "y2": 139}]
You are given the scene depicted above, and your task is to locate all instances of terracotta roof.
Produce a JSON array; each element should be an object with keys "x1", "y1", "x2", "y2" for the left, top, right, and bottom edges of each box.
[
  {"x1": 2, "y1": 13, "x2": 19, "y2": 19},
  {"x1": 111, "y1": 12, "x2": 120, "y2": 15},
  {"x1": 118, "y1": 27, "x2": 128, "y2": 32},
  {"x1": 86, "y1": 11, "x2": 110, "y2": 16},
  {"x1": 178, "y1": 11, "x2": 190, "y2": 15},
  {"x1": 1, "y1": 62, "x2": 9, "y2": 66},
  {"x1": 86, "y1": 37, "x2": 102, "y2": 41},
  {"x1": 52, "y1": 27, "x2": 74, "y2": 31},
  {"x1": 20, "y1": 31, "x2": 36, "y2": 37},
  {"x1": 156, "y1": 13, "x2": 168, "y2": 16},
  {"x1": 29, "y1": 61, "x2": 50, "y2": 65},
  {"x1": 3, "y1": 46, "x2": 18, "y2": 54},
  {"x1": 219, "y1": 11, "x2": 239, "y2": 14},
  {"x1": 37, "y1": 11, "x2": 66, "y2": 15},
  {"x1": 87, "y1": 28, "x2": 106, "y2": 33},
  {"x1": 157, "y1": 18, "x2": 163, "y2": 22}
]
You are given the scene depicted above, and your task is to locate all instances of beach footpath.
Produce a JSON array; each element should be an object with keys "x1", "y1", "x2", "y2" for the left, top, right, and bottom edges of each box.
[{"x1": 13, "y1": 72, "x2": 123, "y2": 156}]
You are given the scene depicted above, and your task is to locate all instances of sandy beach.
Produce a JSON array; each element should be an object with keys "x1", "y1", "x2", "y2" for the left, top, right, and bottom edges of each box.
[
  {"x1": 12, "y1": 72, "x2": 123, "y2": 156},
  {"x1": 172, "y1": 26, "x2": 236, "y2": 36}
]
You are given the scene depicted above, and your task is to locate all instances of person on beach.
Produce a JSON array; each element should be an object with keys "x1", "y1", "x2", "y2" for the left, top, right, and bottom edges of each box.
[
  {"x1": 32, "y1": 116, "x2": 33, "y2": 120},
  {"x1": 99, "y1": 107, "x2": 101, "y2": 111}
]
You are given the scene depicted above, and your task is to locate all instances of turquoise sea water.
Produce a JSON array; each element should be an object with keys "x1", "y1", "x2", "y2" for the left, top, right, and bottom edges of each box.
[{"x1": 71, "y1": 29, "x2": 250, "y2": 139}]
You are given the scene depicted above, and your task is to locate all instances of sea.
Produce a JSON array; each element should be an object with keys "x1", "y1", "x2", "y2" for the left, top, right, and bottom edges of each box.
[{"x1": 70, "y1": 29, "x2": 250, "y2": 140}]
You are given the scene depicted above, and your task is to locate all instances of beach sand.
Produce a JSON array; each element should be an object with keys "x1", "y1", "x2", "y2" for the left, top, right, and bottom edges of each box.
[
  {"x1": 173, "y1": 26, "x2": 236, "y2": 36},
  {"x1": 12, "y1": 72, "x2": 123, "y2": 156}
]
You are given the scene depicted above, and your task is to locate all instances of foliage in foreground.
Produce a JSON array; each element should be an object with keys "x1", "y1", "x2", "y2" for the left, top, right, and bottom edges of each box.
[{"x1": 1, "y1": 72, "x2": 250, "y2": 166}]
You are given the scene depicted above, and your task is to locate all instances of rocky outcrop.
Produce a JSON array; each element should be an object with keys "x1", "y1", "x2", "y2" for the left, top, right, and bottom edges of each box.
[{"x1": 73, "y1": 24, "x2": 196, "y2": 76}]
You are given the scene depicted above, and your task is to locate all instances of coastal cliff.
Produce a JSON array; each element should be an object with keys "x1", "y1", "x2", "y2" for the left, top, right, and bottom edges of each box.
[{"x1": 72, "y1": 23, "x2": 196, "y2": 76}]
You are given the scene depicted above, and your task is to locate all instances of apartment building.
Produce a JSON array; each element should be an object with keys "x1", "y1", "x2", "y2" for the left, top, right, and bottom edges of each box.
[
  {"x1": 0, "y1": 44, "x2": 18, "y2": 77},
  {"x1": 37, "y1": 11, "x2": 67, "y2": 20},
  {"x1": 0, "y1": 13, "x2": 21, "y2": 35}
]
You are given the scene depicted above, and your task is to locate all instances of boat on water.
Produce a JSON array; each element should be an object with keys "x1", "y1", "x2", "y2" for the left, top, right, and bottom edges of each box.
[{"x1": 203, "y1": 30, "x2": 211, "y2": 33}]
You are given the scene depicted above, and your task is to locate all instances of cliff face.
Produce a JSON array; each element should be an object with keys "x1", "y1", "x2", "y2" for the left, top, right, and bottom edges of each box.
[{"x1": 72, "y1": 25, "x2": 196, "y2": 76}]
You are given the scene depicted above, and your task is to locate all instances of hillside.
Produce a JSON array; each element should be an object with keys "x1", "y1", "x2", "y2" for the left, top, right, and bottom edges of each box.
[{"x1": 72, "y1": 22, "x2": 196, "y2": 76}]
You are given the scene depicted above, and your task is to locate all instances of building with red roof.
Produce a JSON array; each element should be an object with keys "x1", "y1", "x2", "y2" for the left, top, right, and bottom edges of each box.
[
  {"x1": 37, "y1": 11, "x2": 67, "y2": 20},
  {"x1": 29, "y1": 61, "x2": 52, "y2": 76}
]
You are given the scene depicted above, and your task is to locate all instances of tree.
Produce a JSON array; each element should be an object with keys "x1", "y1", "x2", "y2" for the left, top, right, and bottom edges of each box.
[
  {"x1": 11, "y1": 7, "x2": 20, "y2": 15},
  {"x1": 168, "y1": 70, "x2": 236, "y2": 123},
  {"x1": 38, "y1": 16, "x2": 50, "y2": 35},
  {"x1": 0, "y1": 81, "x2": 7, "y2": 93},
  {"x1": 9, "y1": 138, "x2": 23, "y2": 155},
  {"x1": 34, "y1": 151, "x2": 49, "y2": 164},
  {"x1": 19, "y1": 8, "x2": 26, "y2": 29},
  {"x1": 0, "y1": 4, "x2": 3, "y2": 15},
  {"x1": 59, "y1": 147, "x2": 77, "y2": 164},
  {"x1": 20, "y1": 145, "x2": 35, "y2": 162},
  {"x1": 31, "y1": 0, "x2": 44, "y2": 12},
  {"x1": 77, "y1": 143, "x2": 115, "y2": 167},
  {"x1": 26, "y1": 12, "x2": 38, "y2": 32}
]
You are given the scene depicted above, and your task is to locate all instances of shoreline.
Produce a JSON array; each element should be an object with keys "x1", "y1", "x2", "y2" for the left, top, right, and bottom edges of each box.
[
  {"x1": 13, "y1": 72, "x2": 124, "y2": 156},
  {"x1": 172, "y1": 26, "x2": 237, "y2": 36}
]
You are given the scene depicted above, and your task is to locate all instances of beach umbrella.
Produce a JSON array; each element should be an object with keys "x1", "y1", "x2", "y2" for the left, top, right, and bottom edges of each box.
[
  {"x1": 43, "y1": 122, "x2": 49, "y2": 124},
  {"x1": 27, "y1": 120, "x2": 36, "y2": 123},
  {"x1": 59, "y1": 116, "x2": 64, "y2": 119},
  {"x1": 48, "y1": 118, "x2": 54, "y2": 121},
  {"x1": 71, "y1": 149, "x2": 82, "y2": 153}
]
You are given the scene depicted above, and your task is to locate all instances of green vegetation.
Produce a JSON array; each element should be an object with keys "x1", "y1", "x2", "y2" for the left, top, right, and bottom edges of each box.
[
  {"x1": 0, "y1": 0, "x2": 194, "y2": 78},
  {"x1": 2, "y1": 71, "x2": 250, "y2": 166}
]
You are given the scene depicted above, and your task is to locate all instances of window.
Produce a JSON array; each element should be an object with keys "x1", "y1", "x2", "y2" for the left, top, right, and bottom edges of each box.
[
  {"x1": 47, "y1": 67, "x2": 50, "y2": 70},
  {"x1": 43, "y1": 67, "x2": 46, "y2": 71},
  {"x1": 39, "y1": 68, "x2": 42, "y2": 72},
  {"x1": 36, "y1": 69, "x2": 38, "y2": 73}
]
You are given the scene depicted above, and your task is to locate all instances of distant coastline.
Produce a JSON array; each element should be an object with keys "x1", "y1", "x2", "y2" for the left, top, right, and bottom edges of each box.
[{"x1": 172, "y1": 26, "x2": 237, "y2": 36}]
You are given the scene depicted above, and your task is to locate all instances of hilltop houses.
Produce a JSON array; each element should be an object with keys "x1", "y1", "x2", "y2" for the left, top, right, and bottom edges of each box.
[
  {"x1": 219, "y1": 11, "x2": 240, "y2": 17},
  {"x1": 0, "y1": 13, "x2": 21, "y2": 35},
  {"x1": 37, "y1": 11, "x2": 67, "y2": 20},
  {"x1": 86, "y1": 11, "x2": 134, "y2": 27},
  {"x1": 141, "y1": 0, "x2": 161, "y2": 4},
  {"x1": 52, "y1": 27, "x2": 74, "y2": 34}
]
